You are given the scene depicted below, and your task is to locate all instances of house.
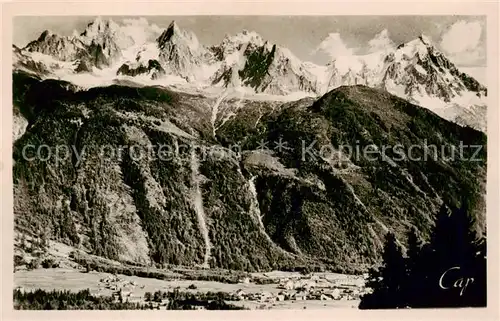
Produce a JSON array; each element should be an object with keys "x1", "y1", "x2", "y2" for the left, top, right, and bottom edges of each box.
[
  {"x1": 120, "y1": 289, "x2": 132, "y2": 298},
  {"x1": 259, "y1": 292, "x2": 272, "y2": 302},
  {"x1": 246, "y1": 293, "x2": 257, "y2": 301},
  {"x1": 302, "y1": 280, "x2": 315, "y2": 290},
  {"x1": 112, "y1": 291, "x2": 121, "y2": 303},
  {"x1": 127, "y1": 296, "x2": 143, "y2": 304},
  {"x1": 279, "y1": 280, "x2": 295, "y2": 290},
  {"x1": 235, "y1": 289, "x2": 246, "y2": 300},
  {"x1": 238, "y1": 277, "x2": 250, "y2": 284},
  {"x1": 326, "y1": 288, "x2": 341, "y2": 300},
  {"x1": 276, "y1": 294, "x2": 285, "y2": 302},
  {"x1": 15, "y1": 286, "x2": 25, "y2": 293},
  {"x1": 320, "y1": 294, "x2": 332, "y2": 301},
  {"x1": 293, "y1": 292, "x2": 307, "y2": 301}
]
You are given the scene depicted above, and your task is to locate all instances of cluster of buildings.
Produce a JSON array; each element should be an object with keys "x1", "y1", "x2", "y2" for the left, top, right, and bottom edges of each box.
[
  {"x1": 231, "y1": 274, "x2": 367, "y2": 304},
  {"x1": 98, "y1": 274, "x2": 143, "y2": 303},
  {"x1": 95, "y1": 271, "x2": 368, "y2": 308}
]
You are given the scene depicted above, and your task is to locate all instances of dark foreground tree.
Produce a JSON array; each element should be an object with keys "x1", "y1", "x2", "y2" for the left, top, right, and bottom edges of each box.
[
  {"x1": 360, "y1": 203, "x2": 486, "y2": 309},
  {"x1": 359, "y1": 232, "x2": 406, "y2": 309}
]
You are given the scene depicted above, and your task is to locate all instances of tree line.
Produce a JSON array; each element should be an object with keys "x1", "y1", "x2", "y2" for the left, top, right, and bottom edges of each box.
[{"x1": 13, "y1": 288, "x2": 245, "y2": 310}]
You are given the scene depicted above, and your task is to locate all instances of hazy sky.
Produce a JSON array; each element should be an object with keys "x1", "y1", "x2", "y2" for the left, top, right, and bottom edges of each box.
[{"x1": 13, "y1": 15, "x2": 486, "y2": 68}]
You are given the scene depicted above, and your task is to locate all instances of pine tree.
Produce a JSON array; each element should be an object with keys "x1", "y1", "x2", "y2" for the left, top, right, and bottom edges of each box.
[
  {"x1": 409, "y1": 203, "x2": 484, "y2": 308},
  {"x1": 467, "y1": 235, "x2": 487, "y2": 306},
  {"x1": 423, "y1": 204, "x2": 479, "y2": 307},
  {"x1": 402, "y1": 226, "x2": 427, "y2": 307},
  {"x1": 360, "y1": 202, "x2": 486, "y2": 309},
  {"x1": 359, "y1": 232, "x2": 406, "y2": 309}
]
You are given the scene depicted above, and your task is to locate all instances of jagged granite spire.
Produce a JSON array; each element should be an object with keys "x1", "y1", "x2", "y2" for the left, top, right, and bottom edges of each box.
[{"x1": 157, "y1": 21, "x2": 178, "y2": 46}]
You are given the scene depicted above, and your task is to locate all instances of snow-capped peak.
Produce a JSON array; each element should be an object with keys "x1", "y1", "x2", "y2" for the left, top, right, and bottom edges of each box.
[
  {"x1": 157, "y1": 21, "x2": 178, "y2": 44},
  {"x1": 167, "y1": 20, "x2": 180, "y2": 33},
  {"x1": 80, "y1": 17, "x2": 120, "y2": 42},
  {"x1": 213, "y1": 30, "x2": 271, "y2": 60},
  {"x1": 320, "y1": 34, "x2": 487, "y2": 131},
  {"x1": 157, "y1": 20, "x2": 201, "y2": 53},
  {"x1": 153, "y1": 20, "x2": 210, "y2": 81},
  {"x1": 225, "y1": 30, "x2": 266, "y2": 47},
  {"x1": 79, "y1": 16, "x2": 133, "y2": 50},
  {"x1": 14, "y1": 19, "x2": 488, "y2": 131}
]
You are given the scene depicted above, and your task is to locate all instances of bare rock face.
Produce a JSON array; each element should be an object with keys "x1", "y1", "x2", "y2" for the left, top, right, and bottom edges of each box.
[
  {"x1": 209, "y1": 31, "x2": 322, "y2": 95},
  {"x1": 117, "y1": 59, "x2": 166, "y2": 80},
  {"x1": 13, "y1": 106, "x2": 28, "y2": 142}
]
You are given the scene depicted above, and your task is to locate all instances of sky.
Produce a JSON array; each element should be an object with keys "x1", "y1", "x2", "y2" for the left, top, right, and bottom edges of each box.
[{"x1": 13, "y1": 15, "x2": 487, "y2": 80}]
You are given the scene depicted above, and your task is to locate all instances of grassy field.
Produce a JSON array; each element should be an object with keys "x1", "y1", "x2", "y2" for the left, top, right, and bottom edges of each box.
[{"x1": 15, "y1": 268, "x2": 362, "y2": 309}]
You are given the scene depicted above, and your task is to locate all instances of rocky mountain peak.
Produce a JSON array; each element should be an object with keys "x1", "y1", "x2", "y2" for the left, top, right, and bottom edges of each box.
[
  {"x1": 157, "y1": 20, "x2": 200, "y2": 51},
  {"x1": 13, "y1": 18, "x2": 488, "y2": 131},
  {"x1": 154, "y1": 21, "x2": 207, "y2": 81},
  {"x1": 223, "y1": 30, "x2": 267, "y2": 48},
  {"x1": 23, "y1": 29, "x2": 87, "y2": 63},
  {"x1": 157, "y1": 21, "x2": 178, "y2": 45},
  {"x1": 168, "y1": 20, "x2": 179, "y2": 32},
  {"x1": 80, "y1": 16, "x2": 119, "y2": 38},
  {"x1": 80, "y1": 16, "x2": 128, "y2": 45},
  {"x1": 37, "y1": 30, "x2": 54, "y2": 41},
  {"x1": 418, "y1": 34, "x2": 432, "y2": 46}
]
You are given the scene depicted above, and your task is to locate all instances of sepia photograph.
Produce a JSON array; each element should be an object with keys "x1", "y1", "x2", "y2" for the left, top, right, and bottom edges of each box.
[{"x1": 3, "y1": 5, "x2": 497, "y2": 315}]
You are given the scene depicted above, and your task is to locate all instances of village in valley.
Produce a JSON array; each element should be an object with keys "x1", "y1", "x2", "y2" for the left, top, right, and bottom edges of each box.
[
  {"x1": 237, "y1": 274, "x2": 367, "y2": 303},
  {"x1": 14, "y1": 233, "x2": 370, "y2": 310},
  {"x1": 92, "y1": 270, "x2": 369, "y2": 309}
]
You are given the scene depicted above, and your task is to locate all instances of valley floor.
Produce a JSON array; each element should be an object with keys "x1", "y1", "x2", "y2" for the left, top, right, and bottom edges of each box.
[{"x1": 14, "y1": 268, "x2": 363, "y2": 310}]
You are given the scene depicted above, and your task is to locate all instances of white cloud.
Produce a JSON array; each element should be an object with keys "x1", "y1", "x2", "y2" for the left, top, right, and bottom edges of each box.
[
  {"x1": 368, "y1": 29, "x2": 395, "y2": 53},
  {"x1": 460, "y1": 67, "x2": 486, "y2": 85},
  {"x1": 120, "y1": 17, "x2": 163, "y2": 44},
  {"x1": 439, "y1": 20, "x2": 485, "y2": 66},
  {"x1": 123, "y1": 17, "x2": 162, "y2": 34},
  {"x1": 440, "y1": 20, "x2": 482, "y2": 53},
  {"x1": 314, "y1": 33, "x2": 356, "y2": 59}
]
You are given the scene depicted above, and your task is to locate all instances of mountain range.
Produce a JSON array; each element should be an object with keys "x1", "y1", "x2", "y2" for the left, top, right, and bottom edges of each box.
[{"x1": 13, "y1": 17, "x2": 487, "y2": 131}]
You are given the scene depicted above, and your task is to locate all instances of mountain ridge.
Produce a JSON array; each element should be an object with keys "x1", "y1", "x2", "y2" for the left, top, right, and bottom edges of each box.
[
  {"x1": 13, "y1": 17, "x2": 487, "y2": 131},
  {"x1": 12, "y1": 70, "x2": 486, "y2": 272}
]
